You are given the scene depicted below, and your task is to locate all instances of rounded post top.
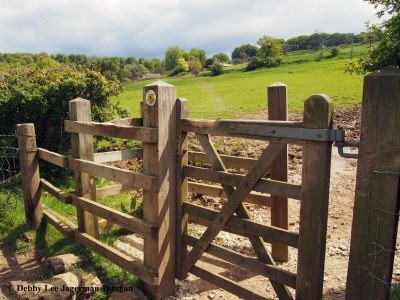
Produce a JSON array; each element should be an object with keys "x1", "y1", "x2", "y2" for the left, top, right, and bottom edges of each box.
[
  {"x1": 303, "y1": 94, "x2": 334, "y2": 129},
  {"x1": 367, "y1": 66, "x2": 400, "y2": 77},
  {"x1": 145, "y1": 80, "x2": 174, "y2": 87},
  {"x1": 268, "y1": 81, "x2": 287, "y2": 88},
  {"x1": 69, "y1": 97, "x2": 90, "y2": 103}
]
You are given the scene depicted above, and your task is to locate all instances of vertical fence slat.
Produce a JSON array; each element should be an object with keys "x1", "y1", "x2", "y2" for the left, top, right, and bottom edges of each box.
[
  {"x1": 69, "y1": 98, "x2": 99, "y2": 238},
  {"x1": 268, "y1": 82, "x2": 289, "y2": 262},
  {"x1": 142, "y1": 81, "x2": 177, "y2": 299},
  {"x1": 296, "y1": 94, "x2": 333, "y2": 299},
  {"x1": 346, "y1": 66, "x2": 400, "y2": 300},
  {"x1": 176, "y1": 98, "x2": 189, "y2": 280},
  {"x1": 17, "y1": 123, "x2": 43, "y2": 229}
]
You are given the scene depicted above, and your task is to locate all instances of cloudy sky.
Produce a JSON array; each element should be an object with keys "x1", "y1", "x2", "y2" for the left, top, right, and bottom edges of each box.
[{"x1": 0, "y1": 0, "x2": 382, "y2": 58}]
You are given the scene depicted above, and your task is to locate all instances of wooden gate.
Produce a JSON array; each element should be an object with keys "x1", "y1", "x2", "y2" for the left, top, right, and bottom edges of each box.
[{"x1": 176, "y1": 94, "x2": 334, "y2": 299}]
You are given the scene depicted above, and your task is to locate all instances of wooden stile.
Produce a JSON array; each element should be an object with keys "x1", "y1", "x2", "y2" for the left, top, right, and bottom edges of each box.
[
  {"x1": 142, "y1": 81, "x2": 177, "y2": 299},
  {"x1": 69, "y1": 98, "x2": 99, "y2": 238},
  {"x1": 17, "y1": 124, "x2": 43, "y2": 230},
  {"x1": 346, "y1": 67, "x2": 400, "y2": 300},
  {"x1": 38, "y1": 148, "x2": 69, "y2": 167},
  {"x1": 268, "y1": 82, "x2": 289, "y2": 262},
  {"x1": 296, "y1": 94, "x2": 333, "y2": 299}
]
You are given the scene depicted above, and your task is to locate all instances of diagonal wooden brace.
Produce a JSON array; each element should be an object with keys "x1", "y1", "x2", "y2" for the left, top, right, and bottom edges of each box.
[
  {"x1": 195, "y1": 134, "x2": 293, "y2": 300},
  {"x1": 182, "y1": 140, "x2": 285, "y2": 275}
]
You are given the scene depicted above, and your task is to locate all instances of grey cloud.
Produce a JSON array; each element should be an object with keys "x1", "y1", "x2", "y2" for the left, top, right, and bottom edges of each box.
[{"x1": 0, "y1": 0, "x2": 380, "y2": 58}]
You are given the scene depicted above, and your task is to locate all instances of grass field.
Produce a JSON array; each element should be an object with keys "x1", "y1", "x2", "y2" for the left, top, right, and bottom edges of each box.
[{"x1": 113, "y1": 44, "x2": 367, "y2": 119}]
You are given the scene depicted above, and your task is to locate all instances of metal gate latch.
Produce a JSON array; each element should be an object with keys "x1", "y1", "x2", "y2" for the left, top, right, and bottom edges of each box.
[{"x1": 334, "y1": 127, "x2": 359, "y2": 159}]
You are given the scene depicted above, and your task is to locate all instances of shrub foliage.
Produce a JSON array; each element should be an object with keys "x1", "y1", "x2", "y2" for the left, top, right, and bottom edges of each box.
[{"x1": 0, "y1": 65, "x2": 125, "y2": 154}]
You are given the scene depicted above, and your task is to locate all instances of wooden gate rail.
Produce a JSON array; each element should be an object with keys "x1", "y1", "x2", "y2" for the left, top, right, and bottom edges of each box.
[
  {"x1": 183, "y1": 165, "x2": 302, "y2": 200},
  {"x1": 184, "y1": 234, "x2": 297, "y2": 289},
  {"x1": 41, "y1": 206, "x2": 158, "y2": 285},
  {"x1": 64, "y1": 120, "x2": 158, "y2": 143},
  {"x1": 37, "y1": 148, "x2": 158, "y2": 191},
  {"x1": 181, "y1": 119, "x2": 305, "y2": 145},
  {"x1": 188, "y1": 181, "x2": 272, "y2": 206},
  {"x1": 183, "y1": 202, "x2": 299, "y2": 248}
]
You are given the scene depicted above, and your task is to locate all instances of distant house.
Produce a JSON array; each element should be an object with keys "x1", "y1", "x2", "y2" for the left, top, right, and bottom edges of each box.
[{"x1": 143, "y1": 73, "x2": 162, "y2": 79}]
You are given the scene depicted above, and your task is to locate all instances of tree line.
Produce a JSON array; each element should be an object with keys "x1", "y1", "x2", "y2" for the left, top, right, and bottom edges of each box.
[{"x1": 0, "y1": 29, "x2": 384, "y2": 81}]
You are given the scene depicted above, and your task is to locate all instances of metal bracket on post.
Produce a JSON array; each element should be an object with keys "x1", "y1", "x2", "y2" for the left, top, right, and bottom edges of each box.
[
  {"x1": 227, "y1": 123, "x2": 359, "y2": 158},
  {"x1": 334, "y1": 127, "x2": 359, "y2": 159}
]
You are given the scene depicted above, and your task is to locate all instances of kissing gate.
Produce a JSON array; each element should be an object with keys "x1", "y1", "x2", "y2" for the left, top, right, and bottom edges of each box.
[{"x1": 16, "y1": 67, "x2": 400, "y2": 299}]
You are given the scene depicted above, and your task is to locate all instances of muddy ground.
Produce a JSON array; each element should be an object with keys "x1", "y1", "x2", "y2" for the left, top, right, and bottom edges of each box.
[{"x1": 1, "y1": 107, "x2": 399, "y2": 299}]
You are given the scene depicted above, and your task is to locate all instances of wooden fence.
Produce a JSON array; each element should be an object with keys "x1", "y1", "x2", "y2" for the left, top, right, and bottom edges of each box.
[
  {"x1": 20, "y1": 76, "x2": 400, "y2": 299},
  {"x1": 17, "y1": 81, "x2": 334, "y2": 299}
]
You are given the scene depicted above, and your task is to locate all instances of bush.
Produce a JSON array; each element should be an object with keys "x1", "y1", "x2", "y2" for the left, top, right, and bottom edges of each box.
[
  {"x1": 210, "y1": 63, "x2": 224, "y2": 76},
  {"x1": 0, "y1": 64, "x2": 126, "y2": 155},
  {"x1": 246, "y1": 58, "x2": 264, "y2": 71},
  {"x1": 169, "y1": 65, "x2": 187, "y2": 76},
  {"x1": 331, "y1": 47, "x2": 340, "y2": 57},
  {"x1": 246, "y1": 57, "x2": 281, "y2": 71}
]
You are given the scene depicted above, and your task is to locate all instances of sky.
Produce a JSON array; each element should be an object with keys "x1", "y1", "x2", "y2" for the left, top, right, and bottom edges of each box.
[{"x1": 0, "y1": 0, "x2": 383, "y2": 58}]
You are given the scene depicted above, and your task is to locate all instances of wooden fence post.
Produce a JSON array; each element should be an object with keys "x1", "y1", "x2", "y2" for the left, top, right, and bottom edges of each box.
[
  {"x1": 69, "y1": 98, "x2": 99, "y2": 238},
  {"x1": 176, "y1": 98, "x2": 189, "y2": 280},
  {"x1": 17, "y1": 123, "x2": 43, "y2": 229},
  {"x1": 296, "y1": 94, "x2": 333, "y2": 299},
  {"x1": 346, "y1": 66, "x2": 400, "y2": 300},
  {"x1": 268, "y1": 82, "x2": 289, "y2": 262},
  {"x1": 142, "y1": 81, "x2": 177, "y2": 299}
]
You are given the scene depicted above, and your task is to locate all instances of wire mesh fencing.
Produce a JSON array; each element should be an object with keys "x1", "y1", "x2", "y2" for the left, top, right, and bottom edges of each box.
[
  {"x1": 368, "y1": 170, "x2": 400, "y2": 298},
  {"x1": 0, "y1": 133, "x2": 21, "y2": 189}
]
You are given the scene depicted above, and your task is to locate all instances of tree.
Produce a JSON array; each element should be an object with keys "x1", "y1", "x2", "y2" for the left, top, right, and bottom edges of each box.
[
  {"x1": 346, "y1": 0, "x2": 400, "y2": 73},
  {"x1": 188, "y1": 59, "x2": 202, "y2": 76},
  {"x1": 231, "y1": 44, "x2": 258, "y2": 61},
  {"x1": 256, "y1": 36, "x2": 283, "y2": 60},
  {"x1": 210, "y1": 62, "x2": 224, "y2": 76},
  {"x1": 189, "y1": 48, "x2": 207, "y2": 66},
  {"x1": 212, "y1": 53, "x2": 230, "y2": 63},
  {"x1": 164, "y1": 47, "x2": 186, "y2": 71}
]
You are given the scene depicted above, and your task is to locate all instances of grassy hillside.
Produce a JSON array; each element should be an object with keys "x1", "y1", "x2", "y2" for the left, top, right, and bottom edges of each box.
[{"x1": 113, "y1": 44, "x2": 367, "y2": 119}]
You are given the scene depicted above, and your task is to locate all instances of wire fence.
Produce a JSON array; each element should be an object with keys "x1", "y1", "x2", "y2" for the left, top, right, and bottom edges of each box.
[
  {"x1": 0, "y1": 133, "x2": 20, "y2": 189},
  {"x1": 368, "y1": 170, "x2": 400, "y2": 299}
]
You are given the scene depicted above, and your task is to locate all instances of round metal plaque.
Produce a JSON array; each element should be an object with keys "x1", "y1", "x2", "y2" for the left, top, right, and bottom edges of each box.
[{"x1": 145, "y1": 90, "x2": 157, "y2": 106}]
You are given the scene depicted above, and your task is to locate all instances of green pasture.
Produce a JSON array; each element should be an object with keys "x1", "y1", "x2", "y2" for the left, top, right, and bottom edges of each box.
[{"x1": 113, "y1": 52, "x2": 364, "y2": 119}]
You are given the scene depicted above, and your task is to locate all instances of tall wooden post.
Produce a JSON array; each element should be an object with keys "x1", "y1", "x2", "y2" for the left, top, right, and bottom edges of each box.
[
  {"x1": 69, "y1": 98, "x2": 99, "y2": 238},
  {"x1": 176, "y1": 98, "x2": 189, "y2": 280},
  {"x1": 142, "y1": 81, "x2": 177, "y2": 299},
  {"x1": 17, "y1": 123, "x2": 43, "y2": 229},
  {"x1": 346, "y1": 66, "x2": 400, "y2": 300},
  {"x1": 268, "y1": 82, "x2": 289, "y2": 262},
  {"x1": 296, "y1": 95, "x2": 333, "y2": 299}
]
